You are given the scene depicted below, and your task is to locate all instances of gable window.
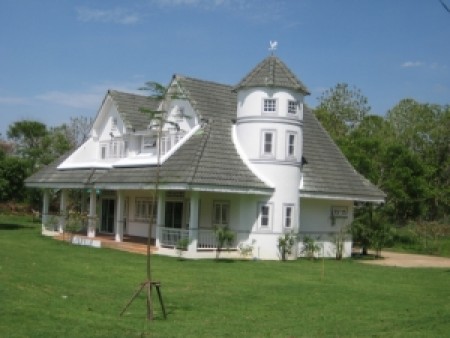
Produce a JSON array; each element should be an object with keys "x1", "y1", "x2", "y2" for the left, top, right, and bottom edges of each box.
[
  {"x1": 213, "y1": 201, "x2": 230, "y2": 227},
  {"x1": 258, "y1": 202, "x2": 273, "y2": 229},
  {"x1": 283, "y1": 204, "x2": 294, "y2": 229},
  {"x1": 288, "y1": 100, "x2": 298, "y2": 114},
  {"x1": 112, "y1": 117, "x2": 118, "y2": 130},
  {"x1": 135, "y1": 198, "x2": 156, "y2": 222},
  {"x1": 263, "y1": 99, "x2": 277, "y2": 113},
  {"x1": 261, "y1": 130, "x2": 276, "y2": 157},
  {"x1": 175, "y1": 107, "x2": 185, "y2": 122},
  {"x1": 286, "y1": 132, "x2": 296, "y2": 158}
]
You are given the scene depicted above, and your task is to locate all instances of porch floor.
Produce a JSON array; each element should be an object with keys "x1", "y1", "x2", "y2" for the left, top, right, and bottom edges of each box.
[{"x1": 54, "y1": 233, "x2": 156, "y2": 255}]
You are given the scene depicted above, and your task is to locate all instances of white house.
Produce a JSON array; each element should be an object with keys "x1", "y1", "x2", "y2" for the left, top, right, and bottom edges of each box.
[{"x1": 25, "y1": 55, "x2": 385, "y2": 260}]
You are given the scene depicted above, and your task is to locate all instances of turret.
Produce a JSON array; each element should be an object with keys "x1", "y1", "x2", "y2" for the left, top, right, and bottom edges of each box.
[{"x1": 234, "y1": 56, "x2": 310, "y2": 255}]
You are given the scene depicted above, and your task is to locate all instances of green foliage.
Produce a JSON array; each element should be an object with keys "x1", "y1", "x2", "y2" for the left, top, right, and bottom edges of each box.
[
  {"x1": 175, "y1": 237, "x2": 191, "y2": 258},
  {"x1": 351, "y1": 205, "x2": 393, "y2": 257},
  {"x1": 214, "y1": 226, "x2": 235, "y2": 259},
  {"x1": 277, "y1": 232, "x2": 296, "y2": 261},
  {"x1": 300, "y1": 235, "x2": 321, "y2": 259},
  {"x1": 0, "y1": 156, "x2": 28, "y2": 201},
  {"x1": 2, "y1": 215, "x2": 450, "y2": 337}
]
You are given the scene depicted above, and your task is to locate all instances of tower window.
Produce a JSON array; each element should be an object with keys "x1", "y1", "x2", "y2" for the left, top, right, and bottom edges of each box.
[
  {"x1": 288, "y1": 100, "x2": 298, "y2": 114},
  {"x1": 286, "y1": 132, "x2": 296, "y2": 158},
  {"x1": 263, "y1": 99, "x2": 277, "y2": 113},
  {"x1": 283, "y1": 204, "x2": 294, "y2": 228},
  {"x1": 261, "y1": 130, "x2": 276, "y2": 157}
]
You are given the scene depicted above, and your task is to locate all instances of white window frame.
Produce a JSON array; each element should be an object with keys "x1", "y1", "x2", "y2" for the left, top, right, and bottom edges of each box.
[
  {"x1": 288, "y1": 100, "x2": 298, "y2": 115},
  {"x1": 135, "y1": 198, "x2": 156, "y2": 222},
  {"x1": 283, "y1": 204, "x2": 294, "y2": 229},
  {"x1": 213, "y1": 201, "x2": 230, "y2": 227},
  {"x1": 263, "y1": 98, "x2": 277, "y2": 113},
  {"x1": 286, "y1": 131, "x2": 297, "y2": 159},
  {"x1": 261, "y1": 130, "x2": 276, "y2": 158},
  {"x1": 258, "y1": 202, "x2": 273, "y2": 229}
]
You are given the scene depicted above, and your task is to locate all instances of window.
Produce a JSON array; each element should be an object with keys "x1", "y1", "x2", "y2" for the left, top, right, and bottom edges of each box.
[
  {"x1": 258, "y1": 202, "x2": 273, "y2": 229},
  {"x1": 101, "y1": 145, "x2": 107, "y2": 159},
  {"x1": 283, "y1": 204, "x2": 294, "y2": 228},
  {"x1": 261, "y1": 130, "x2": 276, "y2": 157},
  {"x1": 142, "y1": 136, "x2": 156, "y2": 151},
  {"x1": 286, "y1": 132, "x2": 296, "y2": 158},
  {"x1": 288, "y1": 100, "x2": 298, "y2": 114},
  {"x1": 213, "y1": 201, "x2": 230, "y2": 226},
  {"x1": 176, "y1": 107, "x2": 185, "y2": 122},
  {"x1": 112, "y1": 117, "x2": 118, "y2": 130},
  {"x1": 263, "y1": 99, "x2": 277, "y2": 113},
  {"x1": 135, "y1": 198, "x2": 156, "y2": 221}
]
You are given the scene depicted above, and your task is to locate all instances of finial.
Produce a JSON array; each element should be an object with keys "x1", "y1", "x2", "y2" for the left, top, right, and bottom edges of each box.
[{"x1": 269, "y1": 40, "x2": 278, "y2": 55}]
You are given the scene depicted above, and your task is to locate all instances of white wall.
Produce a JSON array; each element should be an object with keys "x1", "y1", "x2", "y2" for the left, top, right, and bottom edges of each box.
[{"x1": 299, "y1": 198, "x2": 354, "y2": 258}]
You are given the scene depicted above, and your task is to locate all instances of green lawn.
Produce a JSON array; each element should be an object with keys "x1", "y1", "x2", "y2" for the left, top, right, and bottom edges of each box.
[{"x1": 1, "y1": 215, "x2": 450, "y2": 337}]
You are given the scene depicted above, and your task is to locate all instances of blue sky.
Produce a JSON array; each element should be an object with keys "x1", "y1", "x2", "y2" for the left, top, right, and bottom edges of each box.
[{"x1": 1, "y1": 0, "x2": 449, "y2": 137}]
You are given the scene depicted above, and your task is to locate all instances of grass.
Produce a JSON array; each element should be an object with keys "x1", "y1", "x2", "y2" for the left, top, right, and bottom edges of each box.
[{"x1": 1, "y1": 214, "x2": 450, "y2": 337}]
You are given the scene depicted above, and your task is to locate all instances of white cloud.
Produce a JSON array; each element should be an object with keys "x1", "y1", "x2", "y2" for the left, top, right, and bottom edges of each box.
[
  {"x1": 76, "y1": 7, "x2": 139, "y2": 24},
  {"x1": 0, "y1": 96, "x2": 29, "y2": 105},
  {"x1": 35, "y1": 81, "x2": 144, "y2": 110},
  {"x1": 401, "y1": 61, "x2": 423, "y2": 68}
]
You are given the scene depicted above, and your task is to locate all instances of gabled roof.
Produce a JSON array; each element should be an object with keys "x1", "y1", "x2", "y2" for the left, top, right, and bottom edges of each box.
[
  {"x1": 234, "y1": 56, "x2": 310, "y2": 95},
  {"x1": 108, "y1": 90, "x2": 159, "y2": 131},
  {"x1": 25, "y1": 70, "x2": 385, "y2": 201},
  {"x1": 94, "y1": 77, "x2": 271, "y2": 193}
]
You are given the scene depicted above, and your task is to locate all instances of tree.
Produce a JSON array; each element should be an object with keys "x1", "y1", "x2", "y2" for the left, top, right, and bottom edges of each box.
[
  {"x1": 0, "y1": 156, "x2": 28, "y2": 201},
  {"x1": 121, "y1": 81, "x2": 182, "y2": 321},
  {"x1": 316, "y1": 83, "x2": 371, "y2": 140},
  {"x1": 7, "y1": 120, "x2": 72, "y2": 170}
]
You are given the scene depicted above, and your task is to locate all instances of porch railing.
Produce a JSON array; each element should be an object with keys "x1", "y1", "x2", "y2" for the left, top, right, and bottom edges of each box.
[
  {"x1": 159, "y1": 227, "x2": 248, "y2": 250},
  {"x1": 160, "y1": 227, "x2": 189, "y2": 247}
]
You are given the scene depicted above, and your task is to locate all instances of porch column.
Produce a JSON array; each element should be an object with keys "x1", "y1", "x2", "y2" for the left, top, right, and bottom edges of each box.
[
  {"x1": 59, "y1": 189, "x2": 68, "y2": 233},
  {"x1": 87, "y1": 189, "x2": 97, "y2": 238},
  {"x1": 115, "y1": 190, "x2": 124, "y2": 242},
  {"x1": 155, "y1": 191, "x2": 165, "y2": 247},
  {"x1": 41, "y1": 189, "x2": 50, "y2": 232},
  {"x1": 188, "y1": 191, "x2": 199, "y2": 252}
]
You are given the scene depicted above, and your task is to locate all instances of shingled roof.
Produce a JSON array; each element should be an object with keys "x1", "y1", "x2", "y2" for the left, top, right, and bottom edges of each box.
[
  {"x1": 94, "y1": 76, "x2": 271, "y2": 193},
  {"x1": 235, "y1": 56, "x2": 310, "y2": 95},
  {"x1": 302, "y1": 107, "x2": 385, "y2": 201},
  {"x1": 108, "y1": 90, "x2": 158, "y2": 131},
  {"x1": 26, "y1": 72, "x2": 385, "y2": 201}
]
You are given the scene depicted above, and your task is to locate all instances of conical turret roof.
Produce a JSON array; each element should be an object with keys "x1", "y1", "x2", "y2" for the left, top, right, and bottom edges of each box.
[{"x1": 234, "y1": 56, "x2": 310, "y2": 94}]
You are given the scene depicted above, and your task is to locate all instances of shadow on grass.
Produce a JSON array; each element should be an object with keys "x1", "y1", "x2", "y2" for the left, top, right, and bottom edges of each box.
[{"x1": 0, "y1": 223, "x2": 33, "y2": 230}]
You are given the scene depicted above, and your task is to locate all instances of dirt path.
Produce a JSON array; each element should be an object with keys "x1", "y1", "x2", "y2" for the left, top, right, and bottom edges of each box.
[{"x1": 359, "y1": 251, "x2": 450, "y2": 268}]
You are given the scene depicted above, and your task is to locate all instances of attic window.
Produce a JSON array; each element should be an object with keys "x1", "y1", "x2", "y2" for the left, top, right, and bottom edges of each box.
[
  {"x1": 112, "y1": 117, "x2": 118, "y2": 130},
  {"x1": 263, "y1": 99, "x2": 277, "y2": 113},
  {"x1": 175, "y1": 107, "x2": 185, "y2": 122}
]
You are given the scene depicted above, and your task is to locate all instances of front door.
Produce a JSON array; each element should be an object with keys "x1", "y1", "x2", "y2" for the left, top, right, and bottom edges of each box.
[
  {"x1": 165, "y1": 201, "x2": 183, "y2": 228},
  {"x1": 101, "y1": 199, "x2": 115, "y2": 233}
]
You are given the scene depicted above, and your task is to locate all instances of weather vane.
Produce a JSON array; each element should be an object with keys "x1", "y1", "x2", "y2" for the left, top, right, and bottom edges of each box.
[{"x1": 269, "y1": 40, "x2": 278, "y2": 55}]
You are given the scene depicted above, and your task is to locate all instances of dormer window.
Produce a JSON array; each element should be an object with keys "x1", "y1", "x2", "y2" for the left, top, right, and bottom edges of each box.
[
  {"x1": 175, "y1": 107, "x2": 185, "y2": 122},
  {"x1": 288, "y1": 100, "x2": 298, "y2": 114},
  {"x1": 142, "y1": 136, "x2": 156, "y2": 152},
  {"x1": 263, "y1": 99, "x2": 277, "y2": 113}
]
